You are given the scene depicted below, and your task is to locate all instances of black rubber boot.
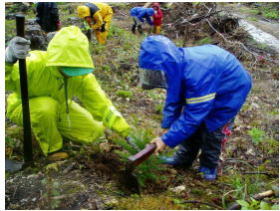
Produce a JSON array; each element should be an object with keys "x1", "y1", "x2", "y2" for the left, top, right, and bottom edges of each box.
[
  {"x1": 137, "y1": 25, "x2": 143, "y2": 34},
  {"x1": 160, "y1": 139, "x2": 200, "y2": 168},
  {"x1": 131, "y1": 24, "x2": 137, "y2": 34}
]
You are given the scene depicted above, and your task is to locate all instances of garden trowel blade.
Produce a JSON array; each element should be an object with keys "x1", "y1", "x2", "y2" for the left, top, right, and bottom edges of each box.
[{"x1": 121, "y1": 163, "x2": 140, "y2": 194}]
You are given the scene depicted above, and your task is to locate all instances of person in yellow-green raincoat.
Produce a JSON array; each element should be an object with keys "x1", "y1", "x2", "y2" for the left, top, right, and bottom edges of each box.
[
  {"x1": 5, "y1": 26, "x2": 130, "y2": 156},
  {"x1": 77, "y1": 2, "x2": 113, "y2": 44}
]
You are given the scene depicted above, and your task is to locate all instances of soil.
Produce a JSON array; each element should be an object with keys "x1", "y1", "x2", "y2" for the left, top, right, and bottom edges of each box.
[{"x1": 5, "y1": 2, "x2": 279, "y2": 210}]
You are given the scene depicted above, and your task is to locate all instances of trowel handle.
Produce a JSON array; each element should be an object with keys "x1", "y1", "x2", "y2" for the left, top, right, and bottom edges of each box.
[
  {"x1": 16, "y1": 14, "x2": 25, "y2": 37},
  {"x1": 128, "y1": 143, "x2": 157, "y2": 167}
]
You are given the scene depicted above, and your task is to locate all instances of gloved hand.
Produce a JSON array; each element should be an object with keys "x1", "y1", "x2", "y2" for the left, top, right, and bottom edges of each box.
[
  {"x1": 100, "y1": 22, "x2": 106, "y2": 32},
  {"x1": 5, "y1": 36, "x2": 30, "y2": 64}
]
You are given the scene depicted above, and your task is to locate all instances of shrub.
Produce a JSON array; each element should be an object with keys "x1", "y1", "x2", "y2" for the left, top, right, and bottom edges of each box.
[{"x1": 113, "y1": 129, "x2": 166, "y2": 187}]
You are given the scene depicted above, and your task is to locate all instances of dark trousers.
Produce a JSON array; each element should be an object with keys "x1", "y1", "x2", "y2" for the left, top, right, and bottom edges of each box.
[{"x1": 177, "y1": 121, "x2": 233, "y2": 169}]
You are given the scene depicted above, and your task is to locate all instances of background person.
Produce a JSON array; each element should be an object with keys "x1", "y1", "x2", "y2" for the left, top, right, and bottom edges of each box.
[{"x1": 77, "y1": 2, "x2": 113, "y2": 44}]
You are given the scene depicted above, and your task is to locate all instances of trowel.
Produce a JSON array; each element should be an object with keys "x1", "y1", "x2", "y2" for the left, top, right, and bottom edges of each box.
[{"x1": 121, "y1": 143, "x2": 156, "y2": 194}]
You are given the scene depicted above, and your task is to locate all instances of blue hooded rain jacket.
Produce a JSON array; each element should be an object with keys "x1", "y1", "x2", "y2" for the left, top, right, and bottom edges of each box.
[
  {"x1": 139, "y1": 36, "x2": 252, "y2": 148},
  {"x1": 130, "y1": 7, "x2": 155, "y2": 25}
]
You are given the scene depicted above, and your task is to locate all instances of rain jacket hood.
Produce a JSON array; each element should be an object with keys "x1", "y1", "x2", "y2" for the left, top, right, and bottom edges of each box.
[
  {"x1": 139, "y1": 35, "x2": 183, "y2": 72},
  {"x1": 152, "y1": 2, "x2": 160, "y2": 9},
  {"x1": 46, "y1": 26, "x2": 94, "y2": 69},
  {"x1": 139, "y1": 36, "x2": 184, "y2": 106},
  {"x1": 139, "y1": 35, "x2": 252, "y2": 148}
]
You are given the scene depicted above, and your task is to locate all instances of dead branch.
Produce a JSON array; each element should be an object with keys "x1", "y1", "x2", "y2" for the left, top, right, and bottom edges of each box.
[
  {"x1": 228, "y1": 190, "x2": 274, "y2": 210},
  {"x1": 206, "y1": 19, "x2": 258, "y2": 60},
  {"x1": 180, "y1": 200, "x2": 223, "y2": 210},
  {"x1": 206, "y1": 19, "x2": 278, "y2": 65},
  {"x1": 186, "y1": 11, "x2": 222, "y2": 24}
]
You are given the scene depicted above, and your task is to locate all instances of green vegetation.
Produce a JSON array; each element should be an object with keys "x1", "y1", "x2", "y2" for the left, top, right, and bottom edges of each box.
[
  {"x1": 195, "y1": 37, "x2": 213, "y2": 45},
  {"x1": 247, "y1": 17, "x2": 258, "y2": 22},
  {"x1": 238, "y1": 198, "x2": 279, "y2": 210},
  {"x1": 116, "y1": 90, "x2": 133, "y2": 98},
  {"x1": 114, "y1": 129, "x2": 166, "y2": 187},
  {"x1": 240, "y1": 3, "x2": 279, "y2": 20},
  {"x1": 247, "y1": 127, "x2": 265, "y2": 144}
]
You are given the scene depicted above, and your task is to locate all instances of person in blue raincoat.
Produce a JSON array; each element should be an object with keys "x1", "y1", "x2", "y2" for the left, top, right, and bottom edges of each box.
[
  {"x1": 139, "y1": 35, "x2": 252, "y2": 180},
  {"x1": 130, "y1": 7, "x2": 155, "y2": 34}
]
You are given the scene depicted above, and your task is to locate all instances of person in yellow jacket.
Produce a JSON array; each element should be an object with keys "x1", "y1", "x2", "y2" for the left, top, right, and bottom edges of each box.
[
  {"x1": 77, "y1": 2, "x2": 113, "y2": 44},
  {"x1": 5, "y1": 26, "x2": 130, "y2": 156}
]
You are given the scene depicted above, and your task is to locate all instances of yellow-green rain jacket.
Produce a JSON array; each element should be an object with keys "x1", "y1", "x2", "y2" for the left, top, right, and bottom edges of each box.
[
  {"x1": 91, "y1": 2, "x2": 113, "y2": 30},
  {"x1": 6, "y1": 26, "x2": 130, "y2": 156}
]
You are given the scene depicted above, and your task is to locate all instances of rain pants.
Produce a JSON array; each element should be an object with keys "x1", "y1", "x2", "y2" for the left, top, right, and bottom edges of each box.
[
  {"x1": 139, "y1": 36, "x2": 252, "y2": 148},
  {"x1": 5, "y1": 26, "x2": 130, "y2": 156},
  {"x1": 130, "y1": 7, "x2": 155, "y2": 26},
  {"x1": 86, "y1": 2, "x2": 113, "y2": 44},
  {"x1": 36, "y1": 2, "x2": 60, "y2": 33}
]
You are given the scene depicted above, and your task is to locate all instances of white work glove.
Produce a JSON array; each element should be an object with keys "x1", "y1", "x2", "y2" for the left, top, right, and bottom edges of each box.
[{"x1": 5, "y1": 36, "x2": 30, "y2": 64}]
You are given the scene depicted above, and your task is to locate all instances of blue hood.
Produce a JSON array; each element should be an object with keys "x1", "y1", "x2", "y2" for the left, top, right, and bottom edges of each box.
[
  {"x1": 139, "y1": 35, "x2": 183, "y2": 72},
  {"x1": 146, "y1": 8, "x2": 155, "y2": 16},
  {"x1": 139, "y1": 36, "x2": 185, "y2": 126}
]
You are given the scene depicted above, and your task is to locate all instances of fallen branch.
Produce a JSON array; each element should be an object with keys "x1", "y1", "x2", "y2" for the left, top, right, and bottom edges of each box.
[
  {"x1": 206, "y1": 19, "x2": 258, "y2": 58},
  {"x1": 179, "y1": 200, "x2": 223, "y2": 210},
  {"x1": 228, "y1": 190, "x2": 274, "y2": 210},
  {"x1": 186, "y1": 10, "x2": 222, "y2": 24},
  {"x1": 206, "y1": 19, "x2": 278, "y2": 65}
]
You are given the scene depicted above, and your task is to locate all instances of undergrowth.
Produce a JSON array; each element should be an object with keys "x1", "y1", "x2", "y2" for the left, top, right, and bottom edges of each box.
[{"x1": 113, "y1": 128, "x2": 166, "y2": 187}]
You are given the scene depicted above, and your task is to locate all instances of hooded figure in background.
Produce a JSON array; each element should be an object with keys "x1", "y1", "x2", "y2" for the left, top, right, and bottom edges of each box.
[
  {"x1": 36, "y1": 2, "x2": 61, "y2": 33},
  {"x1": 139, "y1": 35, "x2": 252, "y2": 180},
  {"x1": 5, "y1": 26, "x2": 130, "y2": 156},
  {"x1": 77, "y1": 2, "x2": 113, "y2": 44},
  {"x1": 130, "y1": 7, "x2": 155, "y2": 34},
  {"x1": 151, "y1": 3, "x2": 163, "y2": 34}
]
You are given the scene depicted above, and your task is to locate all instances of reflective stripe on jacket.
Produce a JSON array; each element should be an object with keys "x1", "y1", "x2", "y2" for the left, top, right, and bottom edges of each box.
[{"x1": 139, "y1": 36, "x2": 252, "y2": 147}]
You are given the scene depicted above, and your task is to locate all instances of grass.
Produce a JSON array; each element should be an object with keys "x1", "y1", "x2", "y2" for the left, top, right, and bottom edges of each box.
[
  {"x1": 247, "y1": 127, "x2": 265, "y2": 144},
  {"x1": 195, "y1": 37, "x2": 213, "y2": 45},
  {"x1": 247, "y1": 17, "x2": 258, "y2": 22}
]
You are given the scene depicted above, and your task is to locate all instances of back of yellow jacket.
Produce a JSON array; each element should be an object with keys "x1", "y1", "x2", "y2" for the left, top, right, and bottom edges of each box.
[{"x1": 91, "y1": 2, "x2": 113, "y2": 30}]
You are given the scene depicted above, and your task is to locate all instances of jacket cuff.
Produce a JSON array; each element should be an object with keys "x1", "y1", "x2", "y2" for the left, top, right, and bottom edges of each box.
[{"x1": 161, "y1": 133, "x2": 176, "y2": 148}]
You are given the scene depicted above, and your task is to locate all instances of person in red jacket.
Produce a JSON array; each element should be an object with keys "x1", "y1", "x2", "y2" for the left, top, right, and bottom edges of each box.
[{"x1": 151, "y1": 3, "x2": 163, "y2": 34}]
